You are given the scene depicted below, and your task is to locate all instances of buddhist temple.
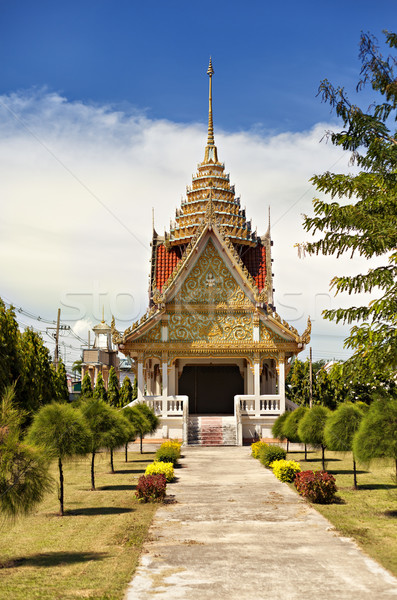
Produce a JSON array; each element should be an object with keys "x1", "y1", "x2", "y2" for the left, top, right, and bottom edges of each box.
[{"x1": 112, "y1": 60, "x2": 311, "y2": 444}]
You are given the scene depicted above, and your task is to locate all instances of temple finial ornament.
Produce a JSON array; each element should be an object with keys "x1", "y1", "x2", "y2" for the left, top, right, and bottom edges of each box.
[{"x1": 204, "y1": 58, "x2": 218, "y2": 163}]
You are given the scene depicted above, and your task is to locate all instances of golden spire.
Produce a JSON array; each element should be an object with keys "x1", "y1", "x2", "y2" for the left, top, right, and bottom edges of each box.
[
  {"x1": 204, "y1": 58, "x2": 218, "y2": 163},
  {"x1": 207, "y1": 57, "x2": 215, "y2": 146}
]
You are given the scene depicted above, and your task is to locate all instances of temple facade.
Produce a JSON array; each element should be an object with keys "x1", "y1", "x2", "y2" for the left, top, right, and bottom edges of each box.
[{"x1": 113, "y1": 60, "x2": 310, "y2": 444}]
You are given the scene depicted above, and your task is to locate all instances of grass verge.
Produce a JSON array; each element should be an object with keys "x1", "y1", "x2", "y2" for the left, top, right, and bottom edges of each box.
[
  {"x1": 287, "y1": 448, "x2": 397, "y2": 577},
  {"x1": 0, "y1": 450, "x2": 158, "y2": 600}
]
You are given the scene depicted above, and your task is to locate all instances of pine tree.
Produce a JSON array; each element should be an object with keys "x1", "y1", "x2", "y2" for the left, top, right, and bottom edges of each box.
[
  {"x1": 19, "y1": 328, "x2": 56, "y2": 419},
  {"x1": 27, "y1": 403, "x2": 90, "y2": 515},
  {"x1": 120, "y1": 376, "x2": 133, "y2": 407},
  {"x1": 0, "y1": 385, "x2": 53, "y2": 517},
  {"x1": 81, "y1": 372, "x2": 93, "y2": 398},
  {"x1": 303, "y1": 31, "x2": 397, "y2": 375},
  {"x1": 0, "y1": 299, "x2": 22, "y2": 399},
  {"x1": 324, "y1": 403, "x2": 365, "y2": 488},
  {"x1": 298, "y1": 406, "x2": 331, "y2": 470},
  {"x1": 107, "y1": 366, "x2": 120, "y2": 407},
  {"x1": 93, "y1": 372, "x2": 107, "y2": 402},
  {"x1": 54, "y1": 359, "x2": 69, "y2": 403}
]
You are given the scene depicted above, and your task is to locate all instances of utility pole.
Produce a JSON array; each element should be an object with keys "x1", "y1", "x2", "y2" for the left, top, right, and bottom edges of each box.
[
  {"x1": 54, "y1": 308, "x2": 61, "y2": 369},
  {"x1": 309, "y1": 346, "x2": 313, "y2": 409}
]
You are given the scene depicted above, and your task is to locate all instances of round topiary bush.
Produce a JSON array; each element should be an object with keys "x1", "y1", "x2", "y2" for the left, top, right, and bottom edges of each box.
[
  {"x1": 294, "y1": 470, "x2": 337, "y2": 504},
  {"x1": 259, "y1": 444, "x2": 286, "y2": 468}
]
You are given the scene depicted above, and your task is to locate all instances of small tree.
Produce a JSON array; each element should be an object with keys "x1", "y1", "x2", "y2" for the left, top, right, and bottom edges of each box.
[
  {"x1": 0, "y1": 385, "x2": 53, "y2": 518},
  {"x1": 298, "y1": 406, "x2": 331, "y2": 470},
  {"x1": 72, "y1": 359, "x2": 82, "y2": 376},
  {"x1": 272, "y1": 412, "x2": 289, "y2": 449},
  {"x1": 54, "y1": 359, "x2": 69, "y2": 404},
  {"x1": 81, "y1": 397, "x2": 117, "y2": 490},
  {"x1": 284, "y1": 406, "x2": 308, "y2": 459},
  {"x1": 104, "y1": 412, "x2": 133, "y2": 473},
  {"x1": 353, "y1": 395, "x2": 397, "y2": 481},
  {"x1": 107, "y1": 367, "x2": 120, "y2": 407},
  {"x1": 121, "y1": 406, "x2": 138, "y2": 461},
  {"x1": 324, "y1": 403, "x2": 364, "y2": 488},
  {"x1": 128, "y1": 403, "x2": 159, "y2": 453},
  {"x1": 93, "y1": 372, "x2": 107, "y2": 402},
  {"x1": 27, "y1": 403, "x2": 90, "y2": 515},
  {"x1": 81, "y1": 372, "x2": 93, "y2": 398},
  {"x1": 120, "y1": 376, "x2": 133, "y2": 407}
]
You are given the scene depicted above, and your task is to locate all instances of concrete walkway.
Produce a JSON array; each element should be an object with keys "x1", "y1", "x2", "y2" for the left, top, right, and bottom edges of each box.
[{"x1": 125, "y1": 446, "x2": 397, "y2": 599}]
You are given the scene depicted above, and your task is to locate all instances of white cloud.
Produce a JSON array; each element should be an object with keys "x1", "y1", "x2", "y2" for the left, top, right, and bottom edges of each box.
[{"x1": 0, "y1": 90, "x2": 379, "y2": 362}]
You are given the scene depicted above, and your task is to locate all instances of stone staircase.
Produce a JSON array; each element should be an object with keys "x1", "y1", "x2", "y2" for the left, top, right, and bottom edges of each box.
[{"x1": 188, "y1": 415, "x2": 237, "y2": 446}]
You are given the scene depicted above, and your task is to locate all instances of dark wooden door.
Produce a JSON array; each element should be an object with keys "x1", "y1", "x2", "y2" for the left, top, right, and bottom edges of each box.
[{"x1": 179, "y1": 365, "x2": 243, "y2": 414}]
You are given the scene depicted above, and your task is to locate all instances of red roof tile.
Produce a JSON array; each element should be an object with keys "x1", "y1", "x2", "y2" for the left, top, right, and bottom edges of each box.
[
  {"x1": 155, "y1": 244, "x2": 181, "y2": 291},
  {"x1": 241, "y1": 244, "x2": 267, "y2": 291}
]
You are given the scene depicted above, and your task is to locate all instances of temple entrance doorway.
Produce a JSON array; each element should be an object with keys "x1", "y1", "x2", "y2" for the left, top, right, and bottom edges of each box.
[{"x1": 179, "y1": 365, "x2": 244, "y2": 415}]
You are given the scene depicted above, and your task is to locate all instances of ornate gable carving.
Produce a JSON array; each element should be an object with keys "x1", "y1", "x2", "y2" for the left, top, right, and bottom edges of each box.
[
  {"x1": 135, "y1": 321, "x2": 162, "y2": 343},
  {"x1": 170, "y1": 239, "x2": 251, "y2": 307},
  {"x1": 169, "y1": 312, "x2": 253, "y2": 343},
  {"x1": 259, "y1": 320, "x2": 287, "y2": 344}
]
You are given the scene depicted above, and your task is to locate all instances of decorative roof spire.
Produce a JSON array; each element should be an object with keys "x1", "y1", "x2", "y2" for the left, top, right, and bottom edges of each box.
[
  {"x1": 204, "y1": 58, "x2": 218, "y2": 163},
  {"x1": 207, "y1": 58, "x2": 215, "y2": 146}
]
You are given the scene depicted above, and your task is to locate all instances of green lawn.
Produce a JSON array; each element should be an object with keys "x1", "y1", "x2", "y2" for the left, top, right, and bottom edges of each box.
[
  {"x1": 0, "y1": 450, "x2": 158, "y2": 600},
  {"x1": 287, "y1": 448, "x2": 397, "y2": 577}
]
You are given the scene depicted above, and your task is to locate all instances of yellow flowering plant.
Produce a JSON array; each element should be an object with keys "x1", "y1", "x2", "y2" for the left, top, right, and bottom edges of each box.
[
  {"x1": 145, "y1": 461, "x2": 175, "y2": 482},
  {"x1": 251, "y1": 440, "x2": 268, "y2": 459},
  {"x1": 270, "y1": 459, "x2": 301, "y2": 483}
]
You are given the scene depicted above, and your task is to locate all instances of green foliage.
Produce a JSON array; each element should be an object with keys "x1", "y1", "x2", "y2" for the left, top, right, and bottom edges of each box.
[
  {"x1": 259, "y1": 445, "x2": 286, "y2": 468},
  {"x1": 135, "y1": 474, "x2": 167, "y2": 502},
  {"x1": 54, "y1": 360, "x2": 69, "y2": 403},
  {"x1": 0, "y1": 300, "x2": 22, "y2": 399},
  {"x1": 298, "y1": 406, "x2": 331, "y2": 448},
  {"x1": 0, "y1": 385, "x2": 52, "y2": 518},
  {"x1": 286, "y1": 359, "x2": 340, "y2": 408},
  {"x1": 28, "y1": 403, "x2": 90, "y2": 460},
  {"x1": 145, "y1": 461, "x2": 175, "y2": 482},
  {"x1": 19, "y1": 328, "x2": 56, "y2": 419},
  {"x1": 27, "y1": 402, "x2": 91, "y2": 514},
  {"x1": 120, "y1": 376, "x2": 133, "y2": 406},
  {"x1": 271, "y1": 412, "x2": 289, "y2": 441},
  {"x1": 128, "y1": 403, "x2": 160, "y2": 453},
  {"x1": 155, "y1": 445, "x2": 179, "y2": 465},
  {"x1": 353, "y1": 395, "x2": 397, "y2": 479},
  {"x1": 93, "y1": 372, "x2": 107, "y2": 402},
  {"x1": 324, "y1": 403, "x2": 364, "y2": 452},
  {"x1": 81, "y1": 372, "x2": 93, "y2": 398},
  {"x1": 270, "y1": 459, "x2": 301, "y2": 482},
  {"x1": 303, "y1": 31, "x2": 397, "y2": 376},
  {"x1": 251, "y1": 440, "x2": 268, "y2": 459},
  {"x1": 80, "y1": 397, "x2": 118, "y2": 489},
  {"x1": 72, "y1": 359, "x2": 82, "y2": 375},
  {"x1": 283, "y1": 407, "x2": 307, "y2": 443},
  {"x1": 107, "y1": 366, "x2": 120, "y2": 407},
  {"x1": 298, "y1": 405, "x2": 331, "y2": 470},
  {"x1": 294, "y1": 470, "x2": 337, "y2": 504}
]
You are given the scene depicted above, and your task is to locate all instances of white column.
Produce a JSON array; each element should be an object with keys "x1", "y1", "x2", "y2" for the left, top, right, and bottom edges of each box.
[
  {"x1": 279, "y1": 357, "x2": 286, "y2": 413},
  {"x1": 168, "y1": 363, "x2": 176, "y2": 395},
  {"x1": 254, "y1": 359, "x2": 261, "y2": 416},
  {"x1": 162, "y1": 353, "x2": 168, "y2": 417},
  {"x1": 137, "y1": 360, "x2": 144, "y2": 401}
]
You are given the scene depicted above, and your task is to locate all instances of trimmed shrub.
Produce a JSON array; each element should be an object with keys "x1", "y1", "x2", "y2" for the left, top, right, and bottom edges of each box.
[
  {"x1": 135, "y1": 474, "x2": 167, "y2": 502},
  {"x1": 155, "y1": 445, "x2": 180, "y2": 465},
  {"x1": 251, "y1": 440, "x2": 268, "y2": 459},
  {"x1": 270, "y1": 459, "x2": 301, "y2": 483},
  {"x1": 145, "y1": 461, "x2": 175, "y2": 482},
  {"x1": 294, "y1": 470, "x2": 337, "y2": 504},
  {"x1": 259, "y1": 445, "x2": 286, "y2": 468}
]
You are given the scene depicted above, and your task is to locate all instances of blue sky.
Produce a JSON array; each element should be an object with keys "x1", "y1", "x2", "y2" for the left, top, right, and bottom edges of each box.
[
  {"x1": 0, "y1": 1, "x2": 392, "y2": 130},
  {"x1": 0, "y1": 1, "x2": 394, "y2": 368}
]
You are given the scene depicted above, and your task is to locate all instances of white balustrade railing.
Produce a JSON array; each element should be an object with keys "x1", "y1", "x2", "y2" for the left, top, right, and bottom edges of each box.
[
  {"x1": 237, "y1": 394, "x2": 282, "y2": 415},
  {"x1": 141, "y1": 395, "x2": 185, "y2": 417}
]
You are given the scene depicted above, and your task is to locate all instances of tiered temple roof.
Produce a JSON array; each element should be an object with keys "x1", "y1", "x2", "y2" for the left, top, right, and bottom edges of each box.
[{"x1": 150, "y1": 58, "x2": 271, "y2": 304}]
